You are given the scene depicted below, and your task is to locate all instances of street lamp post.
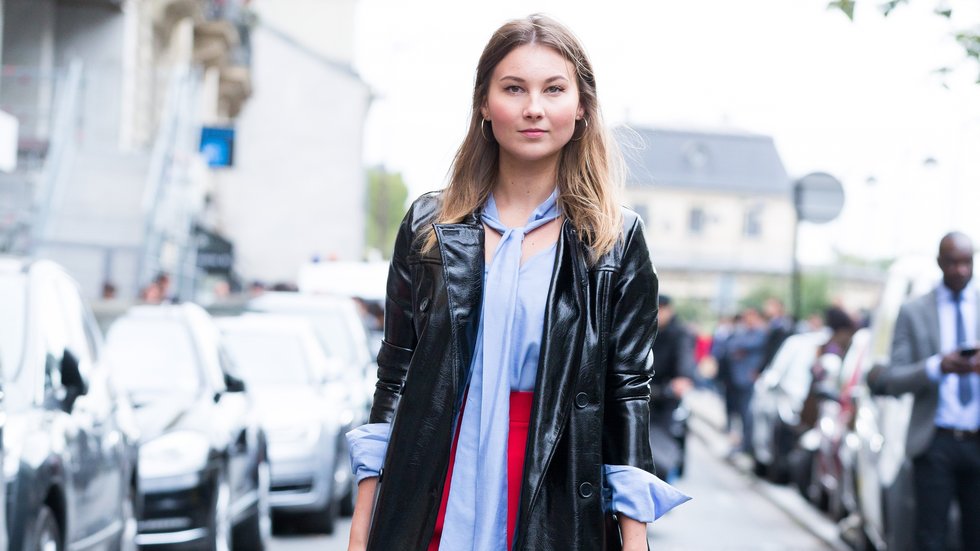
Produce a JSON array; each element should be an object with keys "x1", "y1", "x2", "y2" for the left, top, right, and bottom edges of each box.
[{"x1": 792, "y1": 172, "x2": 845, "y2": 322}]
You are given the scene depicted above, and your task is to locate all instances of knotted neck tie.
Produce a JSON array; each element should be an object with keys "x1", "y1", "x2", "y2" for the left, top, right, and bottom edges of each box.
[
  {"x1": 440, "y1": 189, "x2": 559, "y2": 550},
  {"x1": 954, "y1": 290, "x2": 973, "y2": 406}
]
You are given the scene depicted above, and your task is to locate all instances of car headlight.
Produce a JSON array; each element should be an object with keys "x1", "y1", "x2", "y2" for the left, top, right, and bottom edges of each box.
[
  {"x1": 140, "y1": 431, "x2": 210, "y2": 480},
  {"x1": 268, "y1": 423, "x2": 321, "y2": 446}
]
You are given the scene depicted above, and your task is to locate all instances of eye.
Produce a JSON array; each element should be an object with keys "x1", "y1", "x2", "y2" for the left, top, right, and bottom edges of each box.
[
  {"x1": 545, "y1": 85, "x2": 565, "y2": 94},
  {"x1": 504, "y1": 85, "x2": 524, "y2": 94}
]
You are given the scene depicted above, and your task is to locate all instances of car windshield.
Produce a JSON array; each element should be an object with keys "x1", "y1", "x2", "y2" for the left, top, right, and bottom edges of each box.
[
  {"x1": 222, "y1": 331, "x2": 313, "y2": 386},
  {"x1": 308, "y1": 313, "x2": 358, "y2": 366},
  {"x1": 105, "y1": 317, "x2": 202, "y2": 395},
  {"x1": 0, "y1": 275, "x2": 26, "y2": 380}
]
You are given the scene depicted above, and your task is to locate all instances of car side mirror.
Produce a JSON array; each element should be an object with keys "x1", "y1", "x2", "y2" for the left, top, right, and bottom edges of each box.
[
  {"x1": 224, "y1": 372, "x2": 246, "y2": 393},
  {"x1": 60, "y1": 349, "x2": 88, "y2": 411}
]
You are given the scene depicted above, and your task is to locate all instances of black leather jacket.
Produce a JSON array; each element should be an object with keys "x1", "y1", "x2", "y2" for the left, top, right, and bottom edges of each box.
[{"x1": 367, "y1": 192, "x2": 659, "y2": 551}]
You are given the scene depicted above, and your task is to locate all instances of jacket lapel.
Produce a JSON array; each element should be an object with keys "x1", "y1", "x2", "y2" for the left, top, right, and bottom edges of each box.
[
  {"x1": 434, "y1": 217, "x2": 485, "y2": 400},
  {"x1": 924, "y1": 289, "x2": 941, "y2": 354},
  {"x1": 523, "y1": 220, "x2": 585, "y2": 510},
  {"x1": 975, "y1": 288, "x2": 980, "y2": 343}
]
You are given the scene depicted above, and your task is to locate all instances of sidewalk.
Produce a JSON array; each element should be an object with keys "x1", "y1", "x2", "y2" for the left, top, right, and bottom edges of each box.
[{"x1": 683, "y1": 389, "x2": 852, "y2": 551}]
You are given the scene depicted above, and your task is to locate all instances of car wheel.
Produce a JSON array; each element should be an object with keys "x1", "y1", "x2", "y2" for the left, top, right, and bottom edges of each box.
[
  {"x1": 24, "y1": 504, "x2": 61, "y2": 551},
  {"x1": 234, "y1": 459, "x2": 272, "y2": 551},
  {"x1": 806, "y1": 456, "x2": 829, "y2": 511},
  {"x1": 302, "y1": 489, "x2": 338, "y2": 535},
  {"x1": 112, "y1": 485, "x2": 138, "y2": 551},
  {"x1": 336, "y1": 438, "x2": 356, "y2": 517},
  {"x1": 208, "y1": 472, "x2": 233, "y2": 551},
  {"x1": 339, "y1": 480, "x2": 356, "y2": 517},
  {"x1": 752, "y1": 457, "x2": 768, "y2": 478}
]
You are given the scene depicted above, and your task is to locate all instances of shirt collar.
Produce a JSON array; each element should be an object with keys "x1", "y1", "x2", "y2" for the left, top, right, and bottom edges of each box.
[{"x1": 938, "y1": 279, "x2": 976, "y2": 304}]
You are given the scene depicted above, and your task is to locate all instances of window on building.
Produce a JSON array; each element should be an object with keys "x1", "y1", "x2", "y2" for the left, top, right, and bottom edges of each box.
[
  {"x1": 688, "y1": 207, "x2": 705, "y2": 235},
  {"x1": 744, "y1": 204, "x2": 764, "y2": 238}
]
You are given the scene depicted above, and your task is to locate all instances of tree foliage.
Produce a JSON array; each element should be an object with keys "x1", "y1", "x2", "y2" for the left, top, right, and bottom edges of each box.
[
  {"x1": 829, "y1": 0, "x2": 980, "y2": 82},
  {"x1": 741, "y1": 273, "x2": 831, "y2": 320},
  {"x1": 365, "y1": 167, "x2": 408, "y2": 260}
]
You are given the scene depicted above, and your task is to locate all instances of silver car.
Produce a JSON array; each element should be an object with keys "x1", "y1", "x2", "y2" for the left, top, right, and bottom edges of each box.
[
  {"x1": 750, "y1": 330, "x2": 828, "y2": 483},
  {"x1": 247, "y1": 292, "x2": 376, "y2": 417},
  {"x1": 216, "y1": 314, "x2": 355, "y2": 534}
]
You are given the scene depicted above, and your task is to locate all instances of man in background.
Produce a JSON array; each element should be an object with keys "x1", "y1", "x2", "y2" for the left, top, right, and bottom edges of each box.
[
  {"x1": 650, "y1": 294, "x2": 696, "y2": 479},
  {"x1": 870, "y1": 232, "x2": 980, "y2": 551},
  {"x1": 725, "y1": 307, "x2": 768, "y2": 454}
]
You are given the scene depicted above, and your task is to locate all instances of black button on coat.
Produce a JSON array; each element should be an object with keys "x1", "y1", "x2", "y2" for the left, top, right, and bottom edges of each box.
[{"x1": 367, "y1": 192, "x2": 660, "y2": 551}]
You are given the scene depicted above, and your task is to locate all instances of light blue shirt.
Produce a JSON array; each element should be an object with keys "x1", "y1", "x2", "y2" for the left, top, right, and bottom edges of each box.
[{"x1": 925, "y1": 281, "x2": 980, "y2": 430}]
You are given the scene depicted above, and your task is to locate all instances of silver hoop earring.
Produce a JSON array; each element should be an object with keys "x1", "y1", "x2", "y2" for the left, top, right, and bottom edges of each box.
[
  {"x1": 571, "y1": 118, "x2": 589, "y2": 142},
  {"x1": 481, "y1": 119, "x2": 493, "y2": 142}
]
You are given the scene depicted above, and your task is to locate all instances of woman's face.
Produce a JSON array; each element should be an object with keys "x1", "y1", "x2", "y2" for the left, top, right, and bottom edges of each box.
[{"x1": 481, "y1": 44, "x2": 584, "y2": 166}]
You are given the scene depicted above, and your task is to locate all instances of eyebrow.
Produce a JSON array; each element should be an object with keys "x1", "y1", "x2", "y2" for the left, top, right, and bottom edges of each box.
[{"x1": 498, "y1": 75, "x2": 570, "y2": 84}]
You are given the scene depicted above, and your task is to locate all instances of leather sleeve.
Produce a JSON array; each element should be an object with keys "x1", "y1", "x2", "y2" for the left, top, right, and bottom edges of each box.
[
  {"x1": 602, "y1": 214, "x2": 659, "y2": 472},
  {"x1": 869, "y1": 302, "x2": 934, "y2": 396},
  {"x1": 369, "y1": 205, "x2": 420, "y2": 423}
]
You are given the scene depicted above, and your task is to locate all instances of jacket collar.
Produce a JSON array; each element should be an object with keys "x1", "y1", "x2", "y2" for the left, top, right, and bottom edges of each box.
[{"x1": 434, "y1": 219, "x2": 485, "y2": 401}]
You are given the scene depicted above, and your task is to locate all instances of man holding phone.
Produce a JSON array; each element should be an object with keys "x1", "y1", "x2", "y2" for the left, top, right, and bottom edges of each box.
[{"x1": 871, "y1": 231, "x2": 980, "y2": 551}]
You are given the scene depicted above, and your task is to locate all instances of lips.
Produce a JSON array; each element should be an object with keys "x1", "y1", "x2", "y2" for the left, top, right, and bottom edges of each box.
[{"x1": 519, "y1": 129, "x2": 547, "y2": 138}]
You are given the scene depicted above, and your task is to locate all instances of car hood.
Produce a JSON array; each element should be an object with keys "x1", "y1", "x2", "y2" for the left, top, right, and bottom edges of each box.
[
  {"x1": 251, "y1": 385, "x2": 340, "y2": 429},
  {"x1": 130, "y1": 391, "x2": 211, "y2": 442}
]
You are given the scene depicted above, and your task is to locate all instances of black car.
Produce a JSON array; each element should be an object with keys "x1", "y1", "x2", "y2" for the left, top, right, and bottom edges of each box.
[
  {"x1": 104, "y1": 303, "x2": 269, "y2": 551},
  {"x1": 0, "y1": 257, "x2": 140, "y2": 551}
]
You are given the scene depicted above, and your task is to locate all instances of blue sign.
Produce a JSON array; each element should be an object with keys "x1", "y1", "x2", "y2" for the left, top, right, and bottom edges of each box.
[{"x1": 199, "y1": 126, "x2": 235, "y2": 167}]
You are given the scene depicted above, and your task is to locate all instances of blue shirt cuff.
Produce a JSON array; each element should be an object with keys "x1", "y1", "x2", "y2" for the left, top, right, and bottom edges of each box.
[
  {"x1": 925, "y1": 355, "x2": 943, "y2": 382},
  {"x1": 602, "y1": 464, "x2": 691, "y2": 523},
  {"x1": 346, "y1": 423, "x2": 391, "y2": 484}
]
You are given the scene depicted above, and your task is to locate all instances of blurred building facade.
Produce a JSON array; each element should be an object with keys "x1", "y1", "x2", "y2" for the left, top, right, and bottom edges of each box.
[
  {"x1": 0, "y1": 0, "x2": 252, "y2": 300},
  {"x1": 210, "y1": 0, "x2": 371, "y2": 285},
  {"x1": 622, "y1": 126, "x2": 796, "y2": 314},
  {"x1": 622, "y1": 126, "x2": 884, "y2": 316}
]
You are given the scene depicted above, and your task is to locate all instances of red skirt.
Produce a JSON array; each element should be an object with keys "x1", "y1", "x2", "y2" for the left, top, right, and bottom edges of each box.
[{"x1": 427, "y1": 391, "x2": 533, "y2": 551}]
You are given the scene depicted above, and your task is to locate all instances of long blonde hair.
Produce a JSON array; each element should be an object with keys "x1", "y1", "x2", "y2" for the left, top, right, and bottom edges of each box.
[{"x1": 424, "y1": 14, "x2": 624, "y2": 262}]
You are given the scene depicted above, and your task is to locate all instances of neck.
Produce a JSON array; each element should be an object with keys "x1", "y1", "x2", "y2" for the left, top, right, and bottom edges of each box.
[{"x1": 493, "y1": 156, "x2": 559, "y2": 217}]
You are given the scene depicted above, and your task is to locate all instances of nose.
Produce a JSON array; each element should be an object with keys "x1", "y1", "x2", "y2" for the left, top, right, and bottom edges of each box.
[{"x1": 523, "y1": 93, "x2": 544, "y2": 120}]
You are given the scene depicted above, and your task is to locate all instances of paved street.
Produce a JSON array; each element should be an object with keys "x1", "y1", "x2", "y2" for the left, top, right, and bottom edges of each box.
[{"x1": 267, "y1": 407, "x2": 836, "y2": 551}]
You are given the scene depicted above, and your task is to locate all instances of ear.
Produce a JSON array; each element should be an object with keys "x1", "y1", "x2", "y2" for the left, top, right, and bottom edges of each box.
[
  {"x1": 480, "y1": 101, "x2": 489, "y2": 121},
  {"x1": 576, "y1": 105, "x2": 585, "y2": 120}
]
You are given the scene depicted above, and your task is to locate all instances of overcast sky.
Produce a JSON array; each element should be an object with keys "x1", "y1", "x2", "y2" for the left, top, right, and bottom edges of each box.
[{"x1": 351, "y1": 0, "x2": 980, "y2": 263}]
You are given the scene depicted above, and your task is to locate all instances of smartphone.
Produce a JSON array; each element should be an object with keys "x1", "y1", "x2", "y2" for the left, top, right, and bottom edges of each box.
[{"x1": 960, "y1": 347, "x2": 979, "y2": 358}]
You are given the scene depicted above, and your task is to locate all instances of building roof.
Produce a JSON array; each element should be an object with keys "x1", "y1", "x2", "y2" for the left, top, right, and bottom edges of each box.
[{"x1": 618, "y1": 126, "x2": 791, "y2": 195}]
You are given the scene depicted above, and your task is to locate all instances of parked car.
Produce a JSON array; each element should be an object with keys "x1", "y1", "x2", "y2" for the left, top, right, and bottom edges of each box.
[
  {"x1": 216, "y1": 314, "x2": 356, "y2": 533},
  {"x1": 247, "y1": 292, "x2": 376, "y2": 421},
  {"x1": 0, "y1": 257, "x2": 139, "y2": 551},
  {"x1": 798, "y1": 328, "x2": 872, "y2": 520},
  {"x1": 749, "y1": 330, "x2": 828, "y2": 483},
  {"x1": 103, "y1": 303, "x2": 269, "y2": 551}
]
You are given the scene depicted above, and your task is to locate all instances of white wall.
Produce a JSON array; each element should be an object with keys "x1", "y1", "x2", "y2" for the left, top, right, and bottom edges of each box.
[
  {"x1": 213, "y1": 23, "x2": 370, "y2": 283},
  {"x1": 54, "y1": 3, "x2": 126, "y2": 148},
  {"x1": 254, "y1": 0, "x2": 357, "y2": 63}
]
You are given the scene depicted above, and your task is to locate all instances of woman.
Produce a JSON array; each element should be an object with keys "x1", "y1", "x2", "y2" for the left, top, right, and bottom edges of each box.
[{"x1": 347, "y1": 14, "x2": 688, "y2": 551}]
